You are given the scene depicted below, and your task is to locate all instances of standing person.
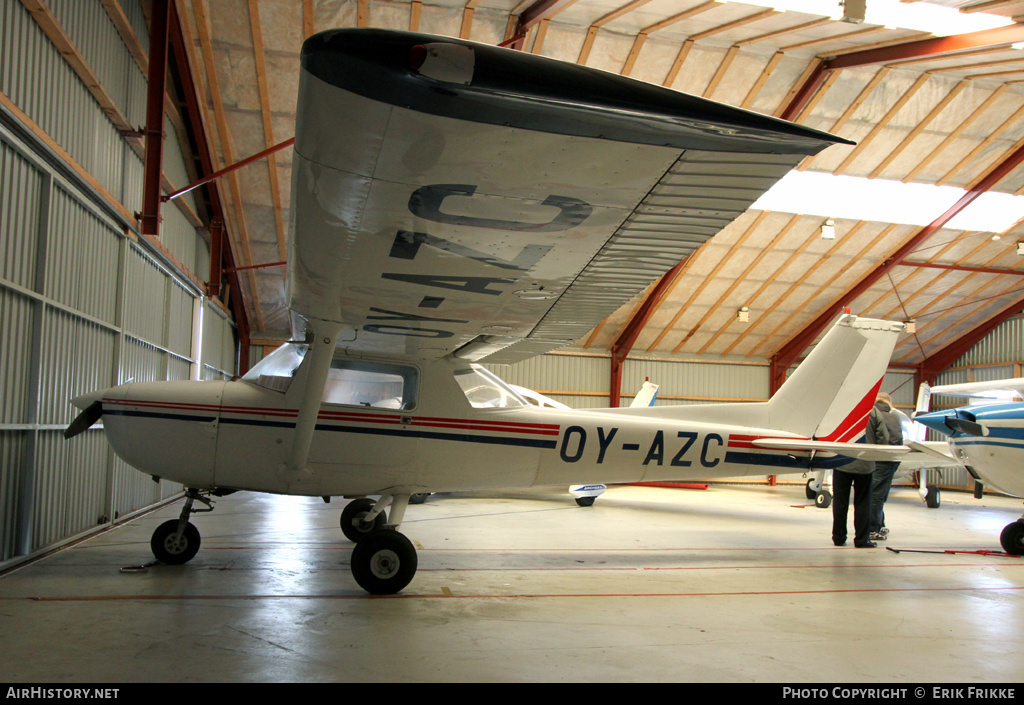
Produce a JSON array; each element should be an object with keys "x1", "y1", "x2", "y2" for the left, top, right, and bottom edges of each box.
[
  {"x1": 870, "y1": 392, "x2": 904, "y2": 541},
  {"x1": 832, "y1": 400, "x2": 886, "y2": 548}
]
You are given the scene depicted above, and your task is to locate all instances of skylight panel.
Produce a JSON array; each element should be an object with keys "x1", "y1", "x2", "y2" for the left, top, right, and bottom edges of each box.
[
  {"x1": 743, "y1": 0, "x2": 1014, "y2": 36},
  {"x1": 751, "y1": 171, "x2": 1024, "y2": 233}
]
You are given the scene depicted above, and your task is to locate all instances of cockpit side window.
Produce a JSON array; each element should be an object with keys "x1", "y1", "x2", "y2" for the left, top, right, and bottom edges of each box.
[
  {"x1": 454, "y1": 367, "x2": 528, "y2": 409},
  {"x1": 322, "y1": 359, "x2": 418, "y2": 410},
  {"x1": 242, "y1": 343, "x2": 308, "y2": 393}
]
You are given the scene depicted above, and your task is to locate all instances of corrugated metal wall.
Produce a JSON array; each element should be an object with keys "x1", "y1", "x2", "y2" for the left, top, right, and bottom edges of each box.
[{"x1": 0, "y1": 0, "x2": 235, "y2": 568}]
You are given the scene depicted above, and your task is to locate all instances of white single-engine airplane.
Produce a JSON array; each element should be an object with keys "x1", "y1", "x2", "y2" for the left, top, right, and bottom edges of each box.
[
  {"x1": 68, "y1": 29, "x2": 922, "y2": 594},
  {"x1": 915, "y1": 379, "x2": 1024, "y2": 554}
]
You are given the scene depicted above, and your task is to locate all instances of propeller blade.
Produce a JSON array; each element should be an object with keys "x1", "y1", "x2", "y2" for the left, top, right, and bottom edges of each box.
[
  {"x1": 64, "y1": 401, "x2": 103, "y2": 439},
  {"x1": 946, "y1": 417, "x2": 987, "y2": 437}
]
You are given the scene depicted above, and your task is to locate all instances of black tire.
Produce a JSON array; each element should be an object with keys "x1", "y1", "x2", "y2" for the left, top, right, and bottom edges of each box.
[
  {"x1": 1000, "y1": 521, "x2": 1024, "y2": 555},
  {"x1": 409, "y1": 493, "x2": 430, "y2": 505},
  {"x1": 926, "y1": 486, "x2": 941, "y2": 509},
  {"x1": 575, "y1": 496, "x2": 596, "y2": 507},
  {"x1": 351, "y1": 530, "x2": 418, "y2": 595},
  {"x1": 815, "y1": 490, "x2": 832, "y2": 509},
  {"x1": 805, "y1": 480, "x2": 817, "y2": 500},
  {"x1": 340, "y1": 498, "x2": 387, "y2": 542},
  {"x1": 151, "y1": 519, "x2": 201, "y2": 565}
]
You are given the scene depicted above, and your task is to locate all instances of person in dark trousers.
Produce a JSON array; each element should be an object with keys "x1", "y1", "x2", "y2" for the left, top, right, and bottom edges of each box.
[
  {"x1": 869, "y1": 392, "x2": 904, "y2": 541},
  {"x1": 832, "y1": 399, "x2": 887, "y2": 548}
]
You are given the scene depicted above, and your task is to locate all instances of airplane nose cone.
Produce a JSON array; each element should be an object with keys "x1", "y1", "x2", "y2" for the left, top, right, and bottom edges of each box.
[
  {"x1": 71, "y1": 387, "x2": 113, "y2": 411},
  {"x1": 914, "y1": 410, "x2": 952, "y2": 437}
]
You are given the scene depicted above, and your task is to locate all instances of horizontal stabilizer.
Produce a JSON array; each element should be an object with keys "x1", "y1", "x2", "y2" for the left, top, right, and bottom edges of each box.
[
  {"x1": 751, "y1": 438, "x2": 960, "y2": 467},
  {"x1": 751, "y1": 438, "x2": 910, "y2": 461}
]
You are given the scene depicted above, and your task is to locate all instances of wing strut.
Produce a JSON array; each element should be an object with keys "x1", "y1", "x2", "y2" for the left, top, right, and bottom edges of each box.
[{"x1": 287, "y1": 319, "x2": 344, "y2": 477}]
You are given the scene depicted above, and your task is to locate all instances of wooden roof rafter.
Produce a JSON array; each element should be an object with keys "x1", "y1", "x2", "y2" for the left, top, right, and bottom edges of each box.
[
  {"x1": 869, "y1": 232, "x2": 997, "y2": 320},
  {"x1": 936, "y1": 111, "x2": 1024, "y2": 187},
  {"x1": 869, "y1": 78, "x2": 969, "y2": 179},
  {"x1": 192, "y1": 0, "x2": 264, "y2": 331},
  {"x1": 669, "y1": 214, "x2": 801, "y2": 354},
  {"x1": 831, "y1": 72, "x2": 933, "y2": 175},
  {"x1": 747, "y1": 223, "x2": 900, "y2": 359},
  {"x1": 693, "y1": 214, "x2": 803, "y2": 355},
  {"x1": 247, "y1": 0, "x2": 288, "y2": 264},
  {"x1": 644, "y1": 211, "x2": 769, "y2": 352},
  {"x1": 771, "y1": 139, "x2": 1024, "y2": 389},
  {"x1": 737, "y1": 16, "x2": 831, "y2": 47},
  {"x1": 576, "y1": 0, "x2": 655, "y2": 65},
  {"x1": 621, "y1": 0, "x2": 720, "y2": 76},
  {"x1": 895, "y1": 276, "x2": 1024, "y2": 365},
  {"x1": 720, "y1": 220, "x2": 872, "y2": 357},
  {"x1": 902, "y1": 84, "x2": 1010, "y2": 183}
]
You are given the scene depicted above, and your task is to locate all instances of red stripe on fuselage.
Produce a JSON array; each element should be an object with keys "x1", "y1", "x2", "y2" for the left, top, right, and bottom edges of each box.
[{"x1": 102, "y1": 398, "x2": 560, "y2": 436}]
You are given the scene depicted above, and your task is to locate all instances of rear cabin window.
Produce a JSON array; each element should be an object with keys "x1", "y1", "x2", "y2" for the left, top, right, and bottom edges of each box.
[
  {"x1": 322, "y1": 359, "x2": 418, "y2": 410},
  {"x1": 455, "y1": 367, "x2": 527, "y2": 409}
]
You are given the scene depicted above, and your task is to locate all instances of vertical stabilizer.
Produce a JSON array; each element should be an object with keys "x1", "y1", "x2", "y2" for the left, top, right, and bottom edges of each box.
[{"x1": 767, "y1": 315, "x2": 904, "y2": 439}]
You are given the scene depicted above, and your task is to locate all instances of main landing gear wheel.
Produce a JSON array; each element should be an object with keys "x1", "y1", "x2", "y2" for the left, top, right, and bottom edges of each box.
[
  {"x1": 805, "y1": 479, "x2": 819, "y2": 500},
  {"x1": 351, "y1": 529, "x2": 418, "y2": 594},
  {"x1": 926, "y1": 486, "x2": 941, "y2": 509},
  {"x1": 340, "y1": 498, "x2": 387, "y2": 542},
  {"x1": 999, "y1": 521, "x2": 1024, "y2": 555},
  {"x1": 575, "y1": 497, "x2": 596, "y2": 507},
  {"x1": 151, "y1": 519, "x2": 201, "y2": 564},
  {"x1": 814, "y1": 490, "x2": 832, "y2": 509}
]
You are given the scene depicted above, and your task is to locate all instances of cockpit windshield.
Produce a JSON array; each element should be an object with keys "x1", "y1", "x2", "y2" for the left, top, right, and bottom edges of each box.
[
  {"x1": 454, "y1": 367, "x2": 528, "y2": 409},
  {"x1": 241, "y1": 342, "x2": 307, "y2": 392}
]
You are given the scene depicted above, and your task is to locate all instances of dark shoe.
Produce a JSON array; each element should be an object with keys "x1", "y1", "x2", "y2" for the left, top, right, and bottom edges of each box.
[
  {"x1": 855, "y1": 540, "x2": 877, "y2": 548},
  {"x1": 833, "y1": 538, "x2": 846, "y2": 546}
]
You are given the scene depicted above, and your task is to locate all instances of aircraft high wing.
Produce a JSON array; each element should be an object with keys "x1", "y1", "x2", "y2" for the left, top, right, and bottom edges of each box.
[
  {"x1": 66, "y1": 28, "x2": 888, "y2": 595},
  {"x1": 915, "y1": 380, "x2": 1024, "y2": 554}
]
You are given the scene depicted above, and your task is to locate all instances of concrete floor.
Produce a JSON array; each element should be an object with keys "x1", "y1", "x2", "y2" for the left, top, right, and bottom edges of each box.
[{"x1": 2, "y1": 482, "x2": 1024, "y2": 683}]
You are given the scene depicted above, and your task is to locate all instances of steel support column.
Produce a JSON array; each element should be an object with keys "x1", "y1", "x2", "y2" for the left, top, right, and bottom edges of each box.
[
  {"x1": 771, "y1": 141, "x2": 1024, "y2": 392},
  {"x1": 166, "y1": 0, "x2": 251, "y2": 373},
  {"x1": 608, "y1": 260, "x2": 687, "y2": 407},
  {"x1": 139, "y1": 0, "x2": 170, "y2": 237}
]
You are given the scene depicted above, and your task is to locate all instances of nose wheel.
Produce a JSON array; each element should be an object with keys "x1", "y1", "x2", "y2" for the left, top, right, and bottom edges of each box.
[
  {"x1": 150, "y1": 488, "x2": 215, "y2": 565},
  {"x1": 151, "y1": 519, "x2": 201, "y2": 564}
]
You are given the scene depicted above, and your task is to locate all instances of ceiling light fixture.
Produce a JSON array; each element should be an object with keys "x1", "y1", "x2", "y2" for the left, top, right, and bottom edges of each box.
[{"x1": 821, "y1": 218, "x2": 836, "y2": 240}]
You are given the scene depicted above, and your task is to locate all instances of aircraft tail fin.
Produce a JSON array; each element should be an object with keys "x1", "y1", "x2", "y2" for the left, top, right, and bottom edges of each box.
[{"x1": 765, "y1": 314, "x2": 904, "y2": 439}]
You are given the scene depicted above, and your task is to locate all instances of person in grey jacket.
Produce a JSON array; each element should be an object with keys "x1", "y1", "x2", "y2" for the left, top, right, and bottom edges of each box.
[
  {"x1": 832, "y1": 399, "x2": 887, "y2": 548},
  {"x1": 869, "y1": 393, "x2": 904, "y2": 540}
]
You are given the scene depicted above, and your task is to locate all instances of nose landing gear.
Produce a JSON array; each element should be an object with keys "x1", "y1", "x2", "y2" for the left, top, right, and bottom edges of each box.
[{"x1": 150, "y1": 488, "x2": 217, "y2": 565}]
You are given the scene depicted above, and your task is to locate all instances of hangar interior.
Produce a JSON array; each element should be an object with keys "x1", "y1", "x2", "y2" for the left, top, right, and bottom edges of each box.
[{"x1": 2, "y1": 0, "x2": 1024, "y2": 683}]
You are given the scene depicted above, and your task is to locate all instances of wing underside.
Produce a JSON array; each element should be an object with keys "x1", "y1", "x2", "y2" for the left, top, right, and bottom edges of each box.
[{"x1": 288, "y1": 29, "x2": 849, "y2": 363}]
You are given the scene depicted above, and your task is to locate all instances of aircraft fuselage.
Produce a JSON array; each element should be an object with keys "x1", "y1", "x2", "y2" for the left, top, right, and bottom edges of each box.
[{"x1": 82, "y1": 356, "x2": 844, "y2": 498}]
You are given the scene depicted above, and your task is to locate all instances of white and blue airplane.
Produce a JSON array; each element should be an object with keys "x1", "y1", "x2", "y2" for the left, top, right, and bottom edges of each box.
[
  {"x1": 65, "y1": 28, "x2": 930, "y2": 595},
  {"x1": 915, "y1": 379, "x2": 1024, "y2": 555}
]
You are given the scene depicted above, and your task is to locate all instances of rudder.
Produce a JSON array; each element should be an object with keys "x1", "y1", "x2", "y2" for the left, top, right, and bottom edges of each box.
[{"x1": 766, "y1": 314, "x2": 904, "y2": 440}]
